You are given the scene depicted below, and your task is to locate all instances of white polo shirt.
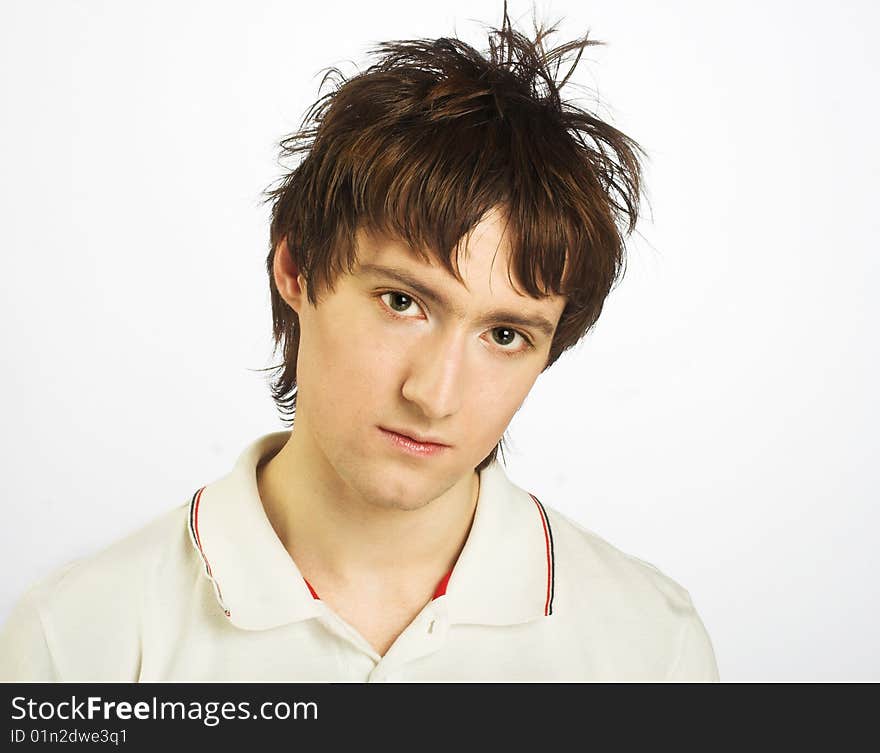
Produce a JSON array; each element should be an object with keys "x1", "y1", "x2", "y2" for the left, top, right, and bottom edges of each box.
[{"x1": 0, "y1": 431, "x2": 719, "y2": 682}]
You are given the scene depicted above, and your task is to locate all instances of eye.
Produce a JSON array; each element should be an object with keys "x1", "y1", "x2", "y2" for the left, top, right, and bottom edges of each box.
[
  {"x1": 379, "y1": 290, "x2": 423, "y2": 317},
  {"x1": 378, "y1": 290, "x2": 534, "y2": 356},
  {"x1": 489, "y1": 327, "x2": 532, "y2": 354}
]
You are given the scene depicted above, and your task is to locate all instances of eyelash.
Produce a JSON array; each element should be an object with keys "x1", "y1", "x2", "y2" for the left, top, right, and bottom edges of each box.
[{"x1": 376, "y1": 290, "x2": 534, "y2": 356}]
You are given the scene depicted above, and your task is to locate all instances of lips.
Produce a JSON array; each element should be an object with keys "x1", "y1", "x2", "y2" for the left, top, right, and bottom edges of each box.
[
  {"x1": 379, "y1": 427, "x2": 449, "y2": 458},
  {"x1": 380, "y1": 427, "x2": 449, "y2": 447}
]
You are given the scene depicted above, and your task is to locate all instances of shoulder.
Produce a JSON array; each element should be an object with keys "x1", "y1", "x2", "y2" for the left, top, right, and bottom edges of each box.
[
  {"x1": 33, "y1": 502, "x2": 193, "y2": 607},
  {"x1": 540, "y1": 504, "x2": 719, "y2": 680},
  {"x1": 544, "y1": 505, "x2": 694, "y2": 611},
  {"x1": 0, "y1": 502, "x2": 196, "y2": 681}
]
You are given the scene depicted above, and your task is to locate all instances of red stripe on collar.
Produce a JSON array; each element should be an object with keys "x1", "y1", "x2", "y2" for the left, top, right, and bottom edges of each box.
[
  {"x1": 299, "y1": 570, "x2": 453, "y2": 602},
  {"x1": 529, "y1": 493, "x2": 554, "y2": 617},
  {"x1": 303, "y1": 578, "x2": 320, "y2": 599},
  {"x1": 432, "y1": 570, "x2": 453, "y2": 599},
  {"x1": 191, "y1": 486, "x2": 231, "y2": 618}
]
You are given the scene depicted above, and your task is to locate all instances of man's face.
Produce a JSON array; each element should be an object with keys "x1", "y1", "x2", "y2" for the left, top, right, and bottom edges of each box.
[{"x1": 289, "y1": 207, "x2": 567, "y2": 511}]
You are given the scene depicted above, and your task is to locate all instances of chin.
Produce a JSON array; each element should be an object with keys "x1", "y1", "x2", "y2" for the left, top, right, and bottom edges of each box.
[
  {"x1": 361, "y1": 465, "x2": 445, "y2": 512},
  {"x1": 370, "y1": 474, "x2": 431, "y2": 510},
  {"x1": 378, "y1": 495, "x2": 434, "y2": 513}
]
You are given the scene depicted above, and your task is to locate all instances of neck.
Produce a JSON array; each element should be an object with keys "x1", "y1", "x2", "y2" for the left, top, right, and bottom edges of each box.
[{"x1": 256, "y1": 422, "x2": 480, "y2": 591}]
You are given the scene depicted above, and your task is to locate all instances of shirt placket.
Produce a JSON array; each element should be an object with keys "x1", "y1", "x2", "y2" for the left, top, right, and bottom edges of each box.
[
  {"x1": 367, "y1": 601, "x2": 450, "y2": 682},
  {"x1": 315, "y1": 600, "x2": 451, "y2": 681}
]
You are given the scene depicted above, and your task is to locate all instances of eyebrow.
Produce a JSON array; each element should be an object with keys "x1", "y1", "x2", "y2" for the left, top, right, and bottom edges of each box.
[{"x1": 357, "y1": 263, "x2": 558, "y2": 339}]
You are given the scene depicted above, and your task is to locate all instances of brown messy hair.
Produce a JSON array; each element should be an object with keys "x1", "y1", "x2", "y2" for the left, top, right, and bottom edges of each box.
[{"x1": 260, "y1": 2, "x2": 646, "y2": 471}]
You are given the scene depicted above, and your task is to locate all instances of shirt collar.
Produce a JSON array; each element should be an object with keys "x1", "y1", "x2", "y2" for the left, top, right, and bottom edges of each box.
[{"x1": 188, "y1": 431, "x2": 555, "y2": 631}]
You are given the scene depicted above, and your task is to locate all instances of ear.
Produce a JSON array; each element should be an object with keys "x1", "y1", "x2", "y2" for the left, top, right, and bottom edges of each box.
[{"x1": 273, "y1": 236, "x2": 307, "y2": 313}]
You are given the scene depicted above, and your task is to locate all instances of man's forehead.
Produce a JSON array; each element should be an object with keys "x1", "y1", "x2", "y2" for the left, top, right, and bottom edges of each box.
[{"x1": 353, "y1": 224, "x2": 551, "y2": 297}]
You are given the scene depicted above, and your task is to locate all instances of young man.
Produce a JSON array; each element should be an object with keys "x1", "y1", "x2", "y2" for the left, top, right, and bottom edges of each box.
[{"x1": 0, "y1": 10, "x2": 719, "y2": 681}]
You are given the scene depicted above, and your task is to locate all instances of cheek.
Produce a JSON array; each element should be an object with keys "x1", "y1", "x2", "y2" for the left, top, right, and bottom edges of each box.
[
  {"x1": 465, "y1": 366, "x2": 537, "y2": 439},
  {"x1": 305, "y1": 303, "x2": 401, "y2": 403}
]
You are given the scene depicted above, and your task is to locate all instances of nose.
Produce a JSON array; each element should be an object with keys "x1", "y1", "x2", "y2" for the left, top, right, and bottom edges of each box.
[{"x1": 400, "y1": 329, "x2": 466, "y2": 420}]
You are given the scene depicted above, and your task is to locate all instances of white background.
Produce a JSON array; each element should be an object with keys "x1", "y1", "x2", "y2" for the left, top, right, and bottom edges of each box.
[{"x1": 1, "y1": 0, "x2": 877, "y2": 682}]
